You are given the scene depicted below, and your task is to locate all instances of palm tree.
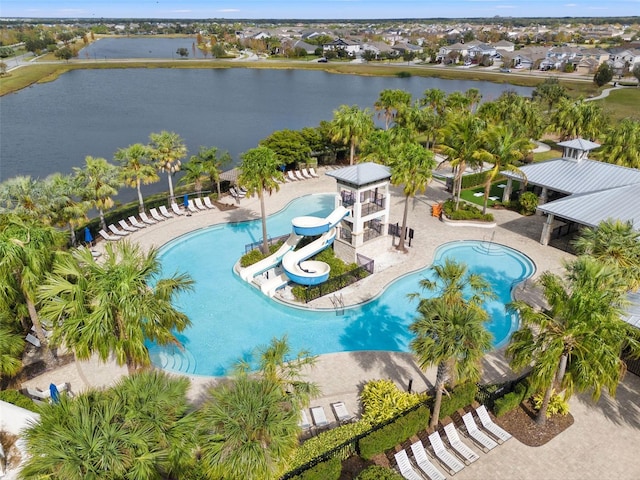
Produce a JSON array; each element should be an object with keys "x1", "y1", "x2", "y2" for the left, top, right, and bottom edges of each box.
[
  {"x1": 390, "y1": 142, "x2": 436, "y2": 252},
  {"x1": 329, "y1": 105, "x2": 375, "y2": 165},
  {"x1": 198, "y1": 375, "x2": 299, "y2": 480},
  {"x1": 46, "y1": 173, "x2": 91, "y2": 246},
  {"x1": 149, "y1": 131, "x2": 188, "y2": 201},
  {"x1": 374, "y1": 89, "x2": 412, "y2": 130},
  {"x1": 478, "y1": 91, "x2": 546, "y2": 142},
  {"x1": 464, "y1": 88, "x2": 482, "y2": 113},
  {"x1": 409, "y1": 259, "x2": 494, "y2": 428},
  {"x1": 73, "y1": 156, "x2": 121, "y2": 231},
  {"x1": 189, "y1": 145, "x2": 232, "y2": 198},
  {"x1": 0, "y1": 176, "x2": 51, "y2": 222},
  {"x1": 114, "y1": 143, "x2": 159, "y2": 213},
  {"x1": 595, "y1": 118, "x2": 640, "y2": 169},
  {"x1": 237, "y1": 146, "x2": 283, "y2": 255},
  {"x1": 410, "y1": 299, "x2": 492, "y2": 429},
  {"x1": 481, "y1": 125, "x2": 531, "y2": 214},
  {"x1": 0, "y1": 215, "x2": 64, "y2": 366},
  {"x1": 235, "y1": 335, "x2": 320, "y2": 410},
  {"x1": 38, "y1": 241, "x2": 194, "y2": 371},
  {"x1": 439, "y1": 113, "x2": 489, "y2": 210},
  {"x1": 572, "y1": 219, "x2": 640, "y2": 291},
  {"x1": 507, "y1": 257, "x2": 639, "y2": 425},
  {"x1": 0, "y1": 325, "x2": 23, "y2": 378},
  {"x1": 179, "y1": 156, "x2": 209, "y2": 197},
  {"x1": 532, "y1": 76, "x2": 569, "y2": 113},
  {"x1": 550, "y1": 98, "x2": 606, "y2": 141}
]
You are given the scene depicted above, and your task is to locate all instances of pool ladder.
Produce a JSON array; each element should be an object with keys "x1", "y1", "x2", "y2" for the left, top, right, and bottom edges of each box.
[{"x1": 331, "y1": 293, "x2": 345, "y2": 316}]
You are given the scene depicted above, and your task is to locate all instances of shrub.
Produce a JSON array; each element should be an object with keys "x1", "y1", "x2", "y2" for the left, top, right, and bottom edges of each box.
[
  {"x1": 460, "y1": 171, "x2": 490, "y2": 189},
  {"x1": 358, "y1": 405, "x2": 430, "y2": 460},
  {"x1": 361, "y1": 379, "x2": 429, "y2": 425},
  {"x1": 494, "y1": 391, "x2": 523, "y2": 417},
  {"x1": 0, "y1": 390, "x2": 39, "y2": 412},
  {"x1": 442, "y1": 200, "x2": 494, "y2": 222},
  {"x1": 239, "y1": 241, "x2": 284, "y2": 267},
  {"x1": 357, "y1": 465, "x2": 404, "y2": 480},
  {"x1": 533, "y1": 390, "x2": 570, "y2": 418},
  {"x1": 290, "y1": 456, "x2": 342, "y2": 480},
  {"x1": 439, "y1": 382, "x2": 478, "y2": 419},
  {"x1": 518, "y1": 191, "x2": 538, "y2": 215}
]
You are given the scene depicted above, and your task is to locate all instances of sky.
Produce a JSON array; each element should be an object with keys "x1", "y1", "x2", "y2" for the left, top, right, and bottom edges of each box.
[{"x1": 1, "y1": 1, "x2": 638, "y2": 20}]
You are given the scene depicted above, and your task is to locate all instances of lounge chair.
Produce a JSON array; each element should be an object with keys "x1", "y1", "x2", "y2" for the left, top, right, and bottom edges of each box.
[
  {"x1": 410, "y1": 441, "x2": 446, "y2": 480},
  {"x1": 99, "y1": 229, "x2": 120, "y2": 241},
  {"x1": 203, "y1": 197, "x2": 216, "y2": 209},
  {"x1": 310, "y1": 406, "x2": 329, "y2": 428},
  {"x1": 139, "y1": 212, "x2": 157, "y2": 225},
  {"x1": 301, "y1": 168, "x2": 313, "y2": 179},
  {"x1": 475, "y1": 405, "x2": 512, "y2": 443},
  {"x1": 394, "y1": 450, "x2": 425, "y2": 480},
  {"x1": 118, "y1": 219, "x2": 138, "y2": 232},
  {"x1": 25, "y1": 333, "x2": 41, "y2": 347},
  {"x1": 462, "y1": 412, "x2": 498, "y2": 452},
  {"x1": 159, "y1": 205, "x2": 174, "y2": 218},
  {"x1": 236, "y1": 187, "x2": 247, "y2": 197},
  {"x1": 25, "y1": 386, "x2": 50, "y2": 401},
  {"x1": 428, "y1": 431, "x2": 465, "y2": 474},
  {"x1": 287, "y1": 171, "x2": 298, "y2": 182},
  {"x1": 194, "y1": 198, "x2": 207, "y2": 210},
  {"x1": 309, "y1": 167, "x2": 319, "y2": 178},
  {"x1": 128, "y1": 215, "x2": 147, "y2": 228},
  {"x1": 108, "y1": 224, "x2": 129, "y2": 236},
  {"x1": 443, "y1": 423, "x2": 479, "y2": 464},
  {"x1": 294, "y1": 170, "x2": 306, "y2": 181},
  {"x1": 187, "y1": 200, "x2": 199, "y2": 214},
  {"x1": 150, "y1": 208, "x2": 166, "y2": 222},
  {"x1": 299, "y1": 410, "x2": 311, "y2": 430},
  {"x1": 331, "y1": 401, "x2": 354, "y2": 424},
  {"x1": 171, "y1": 203, "x2": 185, "y2": 216}
]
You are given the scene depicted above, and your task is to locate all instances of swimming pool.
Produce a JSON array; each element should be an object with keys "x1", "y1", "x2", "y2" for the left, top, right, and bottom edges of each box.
[{"x1": 149, "y1": 194, "x2": 535, "y2": 376}]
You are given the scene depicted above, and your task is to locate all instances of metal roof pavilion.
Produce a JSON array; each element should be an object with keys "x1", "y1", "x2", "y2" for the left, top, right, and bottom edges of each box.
[{"x1": 326, "y1": 162, "x2": 391, "y2": 187}]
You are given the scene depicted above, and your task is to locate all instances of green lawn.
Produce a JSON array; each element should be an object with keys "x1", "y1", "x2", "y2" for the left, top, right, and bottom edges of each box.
[
  {"x1": 597, "y1": 87, "x2": 640, "y2": 122},
  {"x1": 460, "y1": 180, "x2": 522, "y2": 207}
]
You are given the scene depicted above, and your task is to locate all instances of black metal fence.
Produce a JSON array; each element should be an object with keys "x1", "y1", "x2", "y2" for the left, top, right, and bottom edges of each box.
[
  {"x1": 244, "y1": 234, "x2": 290, "y2": 254},
  {"x1": 298, "y1": 256, "x2": 374, "y2": 303},
  {"x1": 475, "y1": 373, "x2": 530, "y2": 410}
]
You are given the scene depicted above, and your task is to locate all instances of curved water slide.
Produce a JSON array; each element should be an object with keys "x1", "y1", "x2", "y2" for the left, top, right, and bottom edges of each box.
[{"x1": 239, "y1": 233, "x2": 303, "y2": 282}]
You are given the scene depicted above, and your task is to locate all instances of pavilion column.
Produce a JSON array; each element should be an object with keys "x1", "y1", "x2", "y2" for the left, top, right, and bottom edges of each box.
[
  {"x1": 540, "y1": 214, "x2": 554, "y2": 246},
  {"x1": 538, "y1": 187, "x2": 548, "y2": 215},
  {"x1": 502, "y1": 178, "x2": 513, "y2": 203}
]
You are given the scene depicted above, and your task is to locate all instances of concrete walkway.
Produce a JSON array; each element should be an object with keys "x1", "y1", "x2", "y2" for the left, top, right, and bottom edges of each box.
[{"x1": 19, "y1": 167, "x2": 640, "y2": 479}]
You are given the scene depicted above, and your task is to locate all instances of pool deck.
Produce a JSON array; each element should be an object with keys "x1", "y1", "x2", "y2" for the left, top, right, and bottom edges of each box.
[{"x1": 20, "y1": 168, "x2": 640, "y2": 480}]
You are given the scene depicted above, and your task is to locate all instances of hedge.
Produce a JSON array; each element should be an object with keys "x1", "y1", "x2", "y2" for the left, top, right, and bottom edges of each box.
[
  {"x1": 357, "y1": 465, "x2": 404, "y2": 480},
  {"x1": 440, "y1": 382, "x2": 478, "y2": 419},
  {"x1": 358, "y1": 405, "x2": 430, "y2": 460},
  {"x1": 442, "y1": 199, "x2": 494, "y2": 222},
  {"x1": 290, "y1": 456, "x2": 342, "y2": 480},
  {"x1": 493, "y1": 379, "x2": 535, "y2": 418},
  {"x1": 0, "y1": 389, "x2": 39, "y2": 412},
  {"x1": 460, "y1": 171, "x2": 490, "y2": 189}
]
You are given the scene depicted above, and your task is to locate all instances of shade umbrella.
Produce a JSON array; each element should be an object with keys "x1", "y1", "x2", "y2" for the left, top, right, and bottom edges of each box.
[
  {"x1": 49, "y1": 383, "x2": 60, "y2": 403},
  {"x1": 84, "y1": 227, "x2": 93, "y2": 245},
  {"x1": 183, "y1": 194, "x2": 189, "y2": 208}
]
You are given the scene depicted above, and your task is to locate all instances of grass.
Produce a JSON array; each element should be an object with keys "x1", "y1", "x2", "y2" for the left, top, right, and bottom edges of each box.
[
  {"x1": 533, "y1": 148, "x2": 563, "y2": 162},
  {"x1": 596, "y1": 87, "x2": 640, "y2": 122},
  {"x1": 461, "y1": 180, "x2": 522, "y2": 208}
]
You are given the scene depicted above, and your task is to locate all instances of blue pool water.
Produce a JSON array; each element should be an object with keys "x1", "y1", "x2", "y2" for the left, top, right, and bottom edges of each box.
[{"x1": 149, "y1": 194, "x2": 535, "y2": 376}]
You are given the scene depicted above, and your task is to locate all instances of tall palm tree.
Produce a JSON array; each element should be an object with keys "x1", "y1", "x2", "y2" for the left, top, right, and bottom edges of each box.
[
  {"x1": 410, "y1": 299, "x2": 492, "y2": 429},
  {"x1": 481, "y1": 125, "x2": 531, "y2": 214},
  {"x1": 464, "y1": 88, "x2": 482, "y2": 113},
  {"x1": 550, "y1": 98, "x2": 606, "y2": 141},
  {"x1": 595, "y1": 118, "x2": 640, "y2": 169},
  {"x1": 189, "y1": 145, "x2": 232, "y2": 198},
  {"x1": 478, "y1": 91, "x2": 546, "y2": 142},
  {"x1": 38, "y1": 241, "x2": 194, "y2": 371},
  {"x1": 149, "y1": 131, "x2": 188, "y2": 201},
  {"x1": 234, "y1": 335, "x2": 320, "y2": 410},
  {"x1": 0, "y1": 325, "x2": 23, "y2": 378},
  {"x1": 237, "y1": 146, "x2": 283, "y2": 255},
  {"x1": 389, "y1": 142, "x2": 436, "y2": 252},
  {"x1": 179, "y1": 157, "x2": 209, "y2": 197},
  {"x1": 0, "y1": 215, "x2": 64, "y2": 366},
  {"x1": 198, "y1": 375, "x2": 299, "y2": 480},
  {"x1": 439, "y1": 113, "x2": 489, "y2": 210},
  {"x1": 115, "y1": 143, "x2": 159, "y2": 213},
  {"x1": 0, "y1": 176, "x2": 51, "y2": 222},
  {"x1": 329, "y1": 105, "x2": 375, "y2": 165},
  {"x1": 73, "y1": 156, "x2": 121, "y2": 231},
  {"x1": 572, "y1": 219, "x2": 640, "y2": 291},
  {"x1": 507, "y1": 257, "x2": 639, "y2": 424},
  {"x1": 46, "y1": 173, "x2": 91, "y2": 246},
  {"x1": 374, "y1": 89, "x2": 412, "y2": 130}
]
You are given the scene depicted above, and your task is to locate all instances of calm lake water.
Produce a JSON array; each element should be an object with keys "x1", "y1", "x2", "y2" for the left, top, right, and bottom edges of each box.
[
  {"x1": 78, "y1": 37, "x2": 211, "y2": 60},
  {"x1": 0, "y1": 67, "x2": 533, "y2": 201}
]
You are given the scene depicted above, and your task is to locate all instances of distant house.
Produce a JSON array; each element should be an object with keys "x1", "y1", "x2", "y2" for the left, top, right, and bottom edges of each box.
[
  {"x1": 468, "y1": 42, "x2": 497, "y2": 59},
  {"x1": 282, "y1": 39, "x2": 317, "y2": 55},
  {"x1": 512, "y1": 46, "x2": 549, "y2": 70},
  {"x1": 436, "y1": 42, "x2": 468, "y2": 62},
  {"x1": 493, "y1": 40, "x2": 515, "y2": 53},
  {"x1": 361, "y1": 41, "x2": 395, "y2": 59},
  {"x1": 576, "y1": 57, "x2": 600, "y2": 75},
  {"x1": 322, "y1": 38, "x2": 362, "y2": 56},
  {"x1": 392, "y1": 43, "x2": 423, "y2": 55}
]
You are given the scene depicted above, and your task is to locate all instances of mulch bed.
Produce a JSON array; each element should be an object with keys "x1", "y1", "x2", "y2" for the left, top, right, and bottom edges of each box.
[
  {"x1": 213, "y1": 200, "x2": 238, "y2": 211},
  {"x1": 495, "y1": 399, "x2": 574, "y2": 447}
]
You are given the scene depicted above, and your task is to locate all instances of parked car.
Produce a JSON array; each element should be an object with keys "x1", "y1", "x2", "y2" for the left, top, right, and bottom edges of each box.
[
  {"x1": 318, "y1": 57, "x2": 328, "y2": 63},
  {"x1": 500, "y1": 67, "x2": 511, "y2": 73}
]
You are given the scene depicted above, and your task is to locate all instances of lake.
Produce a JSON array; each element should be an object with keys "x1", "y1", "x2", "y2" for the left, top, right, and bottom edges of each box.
[
  {"x1": 78, "y1": 36, "x2": 212, "y2": 60},
  {"x1": 0, "y1": 67, "x2": 533, "y2": 201}
]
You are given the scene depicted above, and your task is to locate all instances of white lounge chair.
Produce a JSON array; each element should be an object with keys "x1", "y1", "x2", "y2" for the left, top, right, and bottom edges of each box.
[
  {"x1": 443, "y1": 423, "x2": 479, "y2": 464},
  {"x1": 410, "y1": 441, "x2": 446, "y2": 480},
  {"x1": 462, "y1": 412, "x2": 498, "y2": 452},
  {"x1": 236, "y1": 187, "x2": 246, "y2": 197},
  {"x1": 475, "y1": 405, "x2": 512, "y2": 443},
  {"x1": 194, "y1": 198, "x2": 207, "y2": 210},
  {"x1": 108, "y1": 224, "x2": 129, "y2": 236},
  {"x1": 187, "y1": 200, "x2": 199, "y2": 214},
  {"x1": 203, "y1": 197, "x2": 216, "y2": 209},
  {"x1": 139, "y1": 212, "x2": 157, "y2": 225},
  {"x1": 301, "y1": 168, "x2": 313, "y2": 179},
  {"x1": 118, "y1": 219, "x2": 138, "y2": 232},
  {"x1": 159, "y1": 205, "x2": 174, "y2": 218},
  {"x1": 309, "y1": 167, "x2": 319, "y2": 178},
  {"x1": 128, "y1": 215, "x2": 147, "y2": 229},
  {"x1": 394, "y1": 450, "x2": 425, "y2": 480},
  {"x1": 428, "y1": 431, "x2": 465, "y2": 474},
  {"x1": 299, "y1": 410, "x2": 311, "y2": 430},
  {"x1": 331, "y1": 401, "x2": 354, "y2": 423},
  {"x1": 150, "y1": 208, "x2": 166, "y2": 222},
  {"x1": 294, "y1": 170, "x2": 306, "y2": 181},
  {"x1": 171, "y1": 203, "x2": 185, "y2": 216},
  {"x1": 310, "y1": 406, "x2": 329, "y2": 428},
  {"x1": 25, "y1": 386, "x2": 50, "y2": 401},
  {"x1": 287, "y1": 171, "x2": 298, "y2": 182},
  {"x1": 25, "y1": 333, "x2": 41, "y2": 347},
  {"x1": 99, "y1": 229, "x2": 120, "y2": 241}
]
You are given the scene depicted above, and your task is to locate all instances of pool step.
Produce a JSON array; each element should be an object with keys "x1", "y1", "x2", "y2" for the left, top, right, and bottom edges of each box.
[{"x1": 148, "y1": 344, "x2": 197, "y2": 374}]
